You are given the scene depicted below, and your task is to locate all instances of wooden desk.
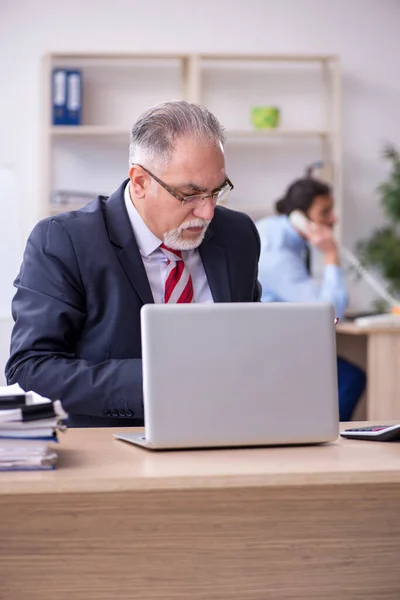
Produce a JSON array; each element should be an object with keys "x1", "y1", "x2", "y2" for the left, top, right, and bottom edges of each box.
[
  {"x1": 1, "y1": 427, "x2": 400, "y2": 599},
  {"x1": 337, "y1": 322, "x2": 400, "y2": 421}
]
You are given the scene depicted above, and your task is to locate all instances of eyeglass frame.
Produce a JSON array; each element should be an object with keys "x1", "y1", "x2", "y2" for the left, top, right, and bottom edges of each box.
[{"x1": 132, "y1": 163, "x2": 234, "y2": 207}]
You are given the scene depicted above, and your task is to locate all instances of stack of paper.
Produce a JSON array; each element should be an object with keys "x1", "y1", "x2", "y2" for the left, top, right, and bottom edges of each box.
[
  {"x1": 0, "y1": 384, "x2": 68, "y2": 471},
  {"x1": 0, "y1": 440, "x2": 58, "y2": 470}
]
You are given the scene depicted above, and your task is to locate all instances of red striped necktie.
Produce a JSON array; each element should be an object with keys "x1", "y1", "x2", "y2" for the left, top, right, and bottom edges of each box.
[{"x1": 159, "y1": 244, "x2": 194, "y2": 304}]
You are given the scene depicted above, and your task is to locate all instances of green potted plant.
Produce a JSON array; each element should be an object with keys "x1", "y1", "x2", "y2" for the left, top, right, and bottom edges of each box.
[{"x1": 357, "y1": 145, "x2": 400, "y2": 312}]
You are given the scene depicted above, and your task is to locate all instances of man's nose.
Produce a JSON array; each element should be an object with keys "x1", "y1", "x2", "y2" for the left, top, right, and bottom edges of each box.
[{"x1": 193, "y1": 197, "x2": 215, "y2": 221}]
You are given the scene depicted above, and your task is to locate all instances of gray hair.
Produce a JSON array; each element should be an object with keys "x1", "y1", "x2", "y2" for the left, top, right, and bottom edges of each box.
[{"x1": 129, "y1": 100, "x2": 226, "y2": 171}]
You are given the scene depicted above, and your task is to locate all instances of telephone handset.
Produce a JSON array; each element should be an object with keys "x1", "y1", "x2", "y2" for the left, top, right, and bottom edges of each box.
[
  {"x1": 289, "y1": 210, "x2": 314, "y2": 235},
  {"x1": 288, "y1": 210, "x2": 399, "y2": 309}
]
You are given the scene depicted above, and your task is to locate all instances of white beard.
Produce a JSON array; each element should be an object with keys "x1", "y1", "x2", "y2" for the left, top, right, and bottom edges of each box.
[{"x1": 163, "y1": 218, "x2": 211, "y2": 250}]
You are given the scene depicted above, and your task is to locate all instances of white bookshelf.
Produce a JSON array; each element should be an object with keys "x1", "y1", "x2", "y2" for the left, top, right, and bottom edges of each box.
[{"x1": 42, "y1": 52, "x2": 341, "y2": 232}]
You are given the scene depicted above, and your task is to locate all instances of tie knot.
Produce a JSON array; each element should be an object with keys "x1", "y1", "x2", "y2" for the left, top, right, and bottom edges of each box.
[{"x1": 160, "y1": 243, "x2": 182, "y2": 263}]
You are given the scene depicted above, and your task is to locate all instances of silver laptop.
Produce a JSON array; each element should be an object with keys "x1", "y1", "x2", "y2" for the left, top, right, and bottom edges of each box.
[{"x1": 115, "y1": 303, "x2": 339, "y2": 450}]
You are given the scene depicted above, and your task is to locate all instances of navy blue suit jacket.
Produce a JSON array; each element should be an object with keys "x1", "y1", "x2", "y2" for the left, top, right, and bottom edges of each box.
[{"x1": 6, "y1": 180, "x2": 261, "y2": 427}]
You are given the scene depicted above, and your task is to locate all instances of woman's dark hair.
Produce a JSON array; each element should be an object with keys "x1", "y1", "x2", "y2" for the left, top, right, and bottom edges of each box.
[{"x1": 275, "y1": 178, "x2": 332, "y2": 216}]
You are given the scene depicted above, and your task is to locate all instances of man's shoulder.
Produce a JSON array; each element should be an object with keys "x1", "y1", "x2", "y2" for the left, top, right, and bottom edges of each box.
[
  {"x1": 49, "y1": 196, "x2": 106, "y2": 227},
  {"x1": 38, "y1": 180, "x2": 127, "y2": 239},
  {"x1": 31, "y1": 196, "x2": 107, "y2": 239},
  {"x1": 212, "y1": 205, "x2": 255, "y2": 231},
  {"x1": 25, "y1": 198, "x2": 110, "y2": 261}
]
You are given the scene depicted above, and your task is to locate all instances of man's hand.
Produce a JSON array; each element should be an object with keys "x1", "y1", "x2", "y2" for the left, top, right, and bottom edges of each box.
[{"x1": 305, "y1": 223, "x2": 340, "y2": 266}]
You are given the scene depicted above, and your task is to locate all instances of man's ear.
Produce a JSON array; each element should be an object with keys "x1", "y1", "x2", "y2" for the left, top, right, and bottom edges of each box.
[{"x1": 129, "y1": 165, "x2": 147, "y2": 199}]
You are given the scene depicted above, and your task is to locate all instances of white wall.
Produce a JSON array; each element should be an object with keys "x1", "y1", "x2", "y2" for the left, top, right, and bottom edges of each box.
[{"x1": 0, "y1": 0, "x2": 400, "y2": 373}]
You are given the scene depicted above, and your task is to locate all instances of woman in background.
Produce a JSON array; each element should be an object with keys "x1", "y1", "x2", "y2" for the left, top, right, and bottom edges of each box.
[{"x1": 256, "y1": 174, "x2": 366, "y2": 421}]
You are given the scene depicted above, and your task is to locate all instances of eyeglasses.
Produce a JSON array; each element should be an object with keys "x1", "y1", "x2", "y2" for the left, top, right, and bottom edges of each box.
[{"x1": 133, "y1": 164, "x2": 234, "y2": 208}]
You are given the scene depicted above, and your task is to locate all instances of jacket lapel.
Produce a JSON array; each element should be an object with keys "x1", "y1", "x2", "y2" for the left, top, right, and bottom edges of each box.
[
  {"x1": 104, "y1": 180, "x2": 154, "y2": 305},
  {"x1": 199, "y1": 228, "x2": 232, "y2": 302}
]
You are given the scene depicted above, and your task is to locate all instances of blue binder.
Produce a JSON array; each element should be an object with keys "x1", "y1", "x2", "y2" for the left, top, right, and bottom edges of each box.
[
  {"x1": 52, "y1": 68, "x2": 68, "y2": 125},
  {"x1": 66, "y1": 69, "x2": 82, "y2": 125}
]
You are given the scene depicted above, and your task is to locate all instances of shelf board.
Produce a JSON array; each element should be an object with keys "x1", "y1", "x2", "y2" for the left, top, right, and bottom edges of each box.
[
  {"x1": 47, "y1": 52, "x2": 188, "y2": 62},
  {"x1": 49, "y1": 126, "x2": 332, "y2": 140},
  {"x1": 200, "y1": 53, "x2": 337, "y2": 63},
  {"x1": 226, "y1": 203, "x2": 272, "y2": 212},
  {"x1": 46, "y1": 52, "x2": 337, "y2": 63},
  {"x1": 48, "y1": 201, "x2": 272, "y2": 219},
  {"x1": 226, "y1": 129, "x2": 332, "y2": 140},
  {"x1": 49, "y1": 204, "x2": 88, "y2": 216},
  {"x1": 49, "y1": 126, "x2": 130, "y2": 138}
]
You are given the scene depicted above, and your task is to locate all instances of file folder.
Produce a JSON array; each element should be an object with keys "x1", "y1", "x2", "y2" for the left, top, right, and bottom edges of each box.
[
  {"x1": 66, "y1": 69, "x2": 82, "y2": 125},
  {"x1": 52, "y1": 68, "x2": 68, "y2": 125}
]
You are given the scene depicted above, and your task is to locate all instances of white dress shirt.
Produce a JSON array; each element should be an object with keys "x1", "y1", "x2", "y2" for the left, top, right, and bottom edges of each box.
[{"x1": 124, "y1": 183, "x2": 214, "y2": 304}]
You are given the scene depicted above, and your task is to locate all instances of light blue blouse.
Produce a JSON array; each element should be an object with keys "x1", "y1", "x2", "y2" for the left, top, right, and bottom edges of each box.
[{"x1": 256, "y1": 215, "x2": 348, "y2": 319}]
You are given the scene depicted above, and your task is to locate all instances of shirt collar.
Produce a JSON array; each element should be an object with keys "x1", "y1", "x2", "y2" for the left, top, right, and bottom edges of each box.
[{"x1": 123, "y1": 182, "x2": 162, "y2": 257}]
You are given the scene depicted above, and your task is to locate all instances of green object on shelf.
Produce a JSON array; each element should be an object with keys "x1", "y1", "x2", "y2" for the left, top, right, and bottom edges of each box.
[{"x1": 251, "y1": 106, "x2": 280, "y2": 129}]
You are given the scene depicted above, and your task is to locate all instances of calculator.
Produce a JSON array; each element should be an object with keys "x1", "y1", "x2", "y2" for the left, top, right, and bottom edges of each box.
[{"x1": 340, "y1": 424, "x2": 400, "y2": 441}]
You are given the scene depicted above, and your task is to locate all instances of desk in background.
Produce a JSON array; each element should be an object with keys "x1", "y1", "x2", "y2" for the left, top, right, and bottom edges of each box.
[
  {"x1": 1, "y1": 427, "x2": 400, "y2": 599},
  {"x1": 337, "y1": 322, "x2": 400, "y2": 421}
]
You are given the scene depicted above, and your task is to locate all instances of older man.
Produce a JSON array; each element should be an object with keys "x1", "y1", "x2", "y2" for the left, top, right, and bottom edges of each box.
[{"x1": 6, "y1": 101, "x2": 261, "y2": 427}]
